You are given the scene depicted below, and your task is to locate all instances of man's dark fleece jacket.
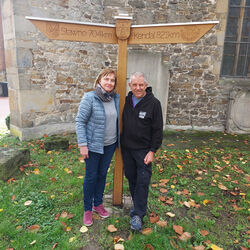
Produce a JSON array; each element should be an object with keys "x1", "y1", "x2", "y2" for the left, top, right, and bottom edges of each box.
[{"x1": 121, "y1": 87, "x2": 163, "y2": 153}]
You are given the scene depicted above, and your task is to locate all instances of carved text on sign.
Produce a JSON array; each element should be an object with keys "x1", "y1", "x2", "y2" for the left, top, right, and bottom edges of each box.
[
  {"x1": 46, "y1": 23, "x2": 115, "y2": 40},
  {"x1": 130, "y1": 30, "x2": 180, "y2": 40}
]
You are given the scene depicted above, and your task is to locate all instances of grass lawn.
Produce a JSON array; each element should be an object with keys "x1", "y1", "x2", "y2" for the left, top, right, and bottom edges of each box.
[{"x1": 0, "y1": 128, "x2": 249, "y2": 250}]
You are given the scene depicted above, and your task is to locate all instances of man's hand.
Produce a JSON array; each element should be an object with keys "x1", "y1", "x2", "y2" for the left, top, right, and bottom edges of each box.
[
  {"x1": 80, "y1": 146, "x2": 89, "y2": 159},
  {"x1": 144, "y1": 151, "x2": 154, "y2": 165}
]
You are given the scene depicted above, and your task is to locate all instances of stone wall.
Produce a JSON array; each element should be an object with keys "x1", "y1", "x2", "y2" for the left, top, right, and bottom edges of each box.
[
  {"x1": 1, "y1": 0, "x2": 238, "y2": 139},
  {"x1": 0, "y1": 3, "x2": 6, "y2": 82}
]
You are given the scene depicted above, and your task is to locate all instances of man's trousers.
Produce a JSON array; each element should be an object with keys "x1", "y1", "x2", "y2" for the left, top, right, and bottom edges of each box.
[{"x1": 121, "y1": 148, "x2": 152, "y2": 219}]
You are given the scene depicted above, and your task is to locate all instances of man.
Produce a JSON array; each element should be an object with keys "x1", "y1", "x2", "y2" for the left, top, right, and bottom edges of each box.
[{"x1": 121, "y1": 72, "x2": 163, "y2": 231}]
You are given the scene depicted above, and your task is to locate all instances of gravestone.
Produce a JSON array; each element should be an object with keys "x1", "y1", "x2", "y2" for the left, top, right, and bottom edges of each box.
[
  {"x1": 0, "y1": 147, "x2": 30, "y2": 181},
  {"x1": 226, "y1": 86, "x2": 250, "y2": 134}
]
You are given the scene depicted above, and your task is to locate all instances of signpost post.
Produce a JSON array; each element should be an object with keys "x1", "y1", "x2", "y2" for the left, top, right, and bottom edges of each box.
[{"x1": 26, "y1": 14, "x2": 218, "y2": 206}]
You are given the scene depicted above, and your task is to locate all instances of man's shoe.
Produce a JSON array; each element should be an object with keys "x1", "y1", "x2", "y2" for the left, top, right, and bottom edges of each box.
[
  {"x1": 130, "y1": 215, "x2": 142, "y2": 231},
  {"x1": 93, "y1": 204, "x2": 109, "y2": 218},
  {"x1": 83, "y1": 211, "x2": 93, "y2": 226}
]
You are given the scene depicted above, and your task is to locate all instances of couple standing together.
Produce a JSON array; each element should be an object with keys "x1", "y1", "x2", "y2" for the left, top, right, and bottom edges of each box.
[{"x1": 75, "y1": 68, "x2": 163, "y2": 231}]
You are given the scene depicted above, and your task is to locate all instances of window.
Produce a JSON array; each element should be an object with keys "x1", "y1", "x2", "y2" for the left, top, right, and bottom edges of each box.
[{"x1": 221, "y1": 0, "x2": 250, "y2": 78}]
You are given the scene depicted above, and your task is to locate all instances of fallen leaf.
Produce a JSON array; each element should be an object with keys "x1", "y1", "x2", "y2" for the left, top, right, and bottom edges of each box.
[
  {"x1": 203, "y1": 200, "x2": 212, "y2": 206},
  {"x1": 179, "y1": 232, "x2": 191, "y2": 241},
  {"x1": 69, "y1": 237, "x2": 75, "y2": 243},
  {"x1": 156, "y1": 220, "x2": 167, "y2": 227},
  {"x1": 113, "y1": 235, "x2": 121, "y2": 243},
  {"x1": 66, "y1": 226, "x2": 71, "y2": 232},
  {"x1": 166, "y1": 199, "x2": 174, "y2": 205},
  {"x1": 52, "y1": 243, "x2": 58, "y2": 249},
  {"x1": 173, "y1": 225, "x2": 183, "y2": 235},
  {"x1": 11, "y1": 195, "x2": 16, "y2": 201},
  {"x1": 60, "y1": 211, "x2": 68, "y2": 218},
  {"x1": 78, "y1": 157, "x2": 84, "y2": 163},
  {"x1": 197, "y1": 192, "x2": 204, "y2": 196},
  {"x1": 50, "y1": 177, "x2": 57, "y2": 182},
  {"x1": 160, "y1": 179, "x2": 169, "y2": 184},
  {"x1": 166, "y1": 212, "x2": 175, "y2": 217},
  {"x1": 67, "y1": 213, "x2": 74, "y2": 219},
  {"x1": 30, "y1": 240, "x2": 36, "y2": 245},
  {"x1": 210, "y1": 244, "x2": 223, "y2": 250},
  {"x1": 24, "y1": 200, "x2": 32, "y2": 206},
  {"x1": 195, "y1": 177, "x2": 203, "y2": 181},
  {"x1": 142, "y1": 228, "x2": 153, "y2": 235},
  {"x1": 218, "y1": 183, "x2": 228, "y2": 190},
  {"x1": 160, "y1": 188, "x2": 168, "y2": 193},
  {"x1": 60, "y1": 222, "x2": 66, "y2": 227},
  {"x1": 159, "y1": 196, "x2": 166, "y2": 202},
  {"x1": 107, "y1": 224, "x2": 117, "y2": 232},
  {"x1": 28, "y1": 224, "x2": 40, "y2": 232},
  {"x1": 145, "y1": 244, "x2": 154, "y2": 250},
  {"x1": 114, "y1": 244, "x2": 124, "y2": 250},
  {"x1": 64, "y1": 168, "x2": 72, "y2": 174},
  {"x1": 177, "y1": 165, "x2": 183, "y2": 170},
  {"x1": 33, "y1": 168, "x2": 40, "y2": 175},
  {"x1": 193, "y1": 246, "x2": 205, "y2": 250},
  {"x1": 77, "y1": 175, "x2": 84, "y2": 179},
  {"x1": 200, "y1": 230, "x2": 209, "y2": 236},
  {"x1": 0, "y1": 209, "x2": 3, "y2": 212},
  {"x1": 151, "y1": 183, "x2": 158, "y2": 187},
  {"x1": 184, "y1": 201, "x2": 191, "y2": 208},
  {"x1": 182, "y1": 189, "x2": 190, "y2": 195},
  {"x1": 80, "y1": 225, "x2": 88, "y2": 233},
  {"x1": 149, "y1": 212, "x2": 160, "y2": 223},
  {"x1": 54, "y1": 213, "x2": 60, "y2": 220}
]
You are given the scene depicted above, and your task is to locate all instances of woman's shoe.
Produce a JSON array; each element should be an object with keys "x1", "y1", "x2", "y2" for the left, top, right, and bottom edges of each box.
[
  {"x1": 93, "y1": 204, "x2": 109, "y2": 218},
  {"x1": 83, "y1": 211, "x2": 93, "y2": 226}
]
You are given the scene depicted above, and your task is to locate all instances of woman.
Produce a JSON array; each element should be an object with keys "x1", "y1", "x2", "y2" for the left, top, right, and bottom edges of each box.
[{"x1": 75, "y1": 68, "x2": 120, "y2": 226}]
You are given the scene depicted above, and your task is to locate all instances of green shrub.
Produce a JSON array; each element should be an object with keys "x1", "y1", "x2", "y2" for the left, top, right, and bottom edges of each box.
[{"x1": 5, "y1": 115, "x2": 10, "y2": 130}]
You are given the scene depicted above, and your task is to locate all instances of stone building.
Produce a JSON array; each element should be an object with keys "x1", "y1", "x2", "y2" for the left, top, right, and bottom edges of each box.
[{"x1": 0, "y1": 0, "x2": 249, "y2": 139}]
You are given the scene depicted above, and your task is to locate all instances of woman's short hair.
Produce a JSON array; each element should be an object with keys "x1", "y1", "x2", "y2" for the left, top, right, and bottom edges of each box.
[{"x1": 94, "y1": 68, "x2": 117, "y2": 88}]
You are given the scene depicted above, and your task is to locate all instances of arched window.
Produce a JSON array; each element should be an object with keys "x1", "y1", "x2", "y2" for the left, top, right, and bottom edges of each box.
[{"x1": 221, "y1": 0, "x2": 250, "y2": 78}]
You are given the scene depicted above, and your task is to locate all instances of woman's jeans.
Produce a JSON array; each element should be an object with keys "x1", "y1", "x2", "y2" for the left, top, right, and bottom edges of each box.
[{"x1": 83, "y1": 142, "x2": 116, "y2": 211}]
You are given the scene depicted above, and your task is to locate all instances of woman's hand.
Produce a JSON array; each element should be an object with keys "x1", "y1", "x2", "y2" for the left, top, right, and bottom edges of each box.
[{"x1": 80, "y1": 146, "x2": 89, "y2": 159}]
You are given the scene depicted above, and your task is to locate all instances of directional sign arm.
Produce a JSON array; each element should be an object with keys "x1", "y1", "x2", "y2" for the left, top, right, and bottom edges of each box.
[
  {"x1": 128, "y1": 21, "x2": 219, "y2": 44},
  {"x1": 26, "y1": 16, "x2": 118, "y2": 44}
]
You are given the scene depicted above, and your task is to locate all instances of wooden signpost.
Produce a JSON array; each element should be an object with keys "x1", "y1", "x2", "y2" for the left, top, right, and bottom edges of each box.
[{"x1": 26, "y1": 14, "x2": 218, "y2": 206}]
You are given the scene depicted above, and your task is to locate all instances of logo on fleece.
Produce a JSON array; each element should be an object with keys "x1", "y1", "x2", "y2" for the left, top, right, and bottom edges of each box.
[{"x1": 139, "y1": 111, "x2": 146, "y2": 119}]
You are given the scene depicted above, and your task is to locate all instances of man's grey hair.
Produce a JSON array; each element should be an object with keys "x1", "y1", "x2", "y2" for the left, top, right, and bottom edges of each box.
[{"x1": 129, "y1": 72, "x2": 148, "y2": 84}]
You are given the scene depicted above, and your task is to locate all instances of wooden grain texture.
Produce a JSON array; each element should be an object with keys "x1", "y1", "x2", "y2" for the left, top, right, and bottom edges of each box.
[
  {"x1": 30, "y1": 19, "x2": 117, "y2": 44},
  {"x1": 113, "y1": 37, "x2": 129, "y2": 205},
  {"x1": 128, "y1": 23, "x2": 216, "y2": 44}
]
